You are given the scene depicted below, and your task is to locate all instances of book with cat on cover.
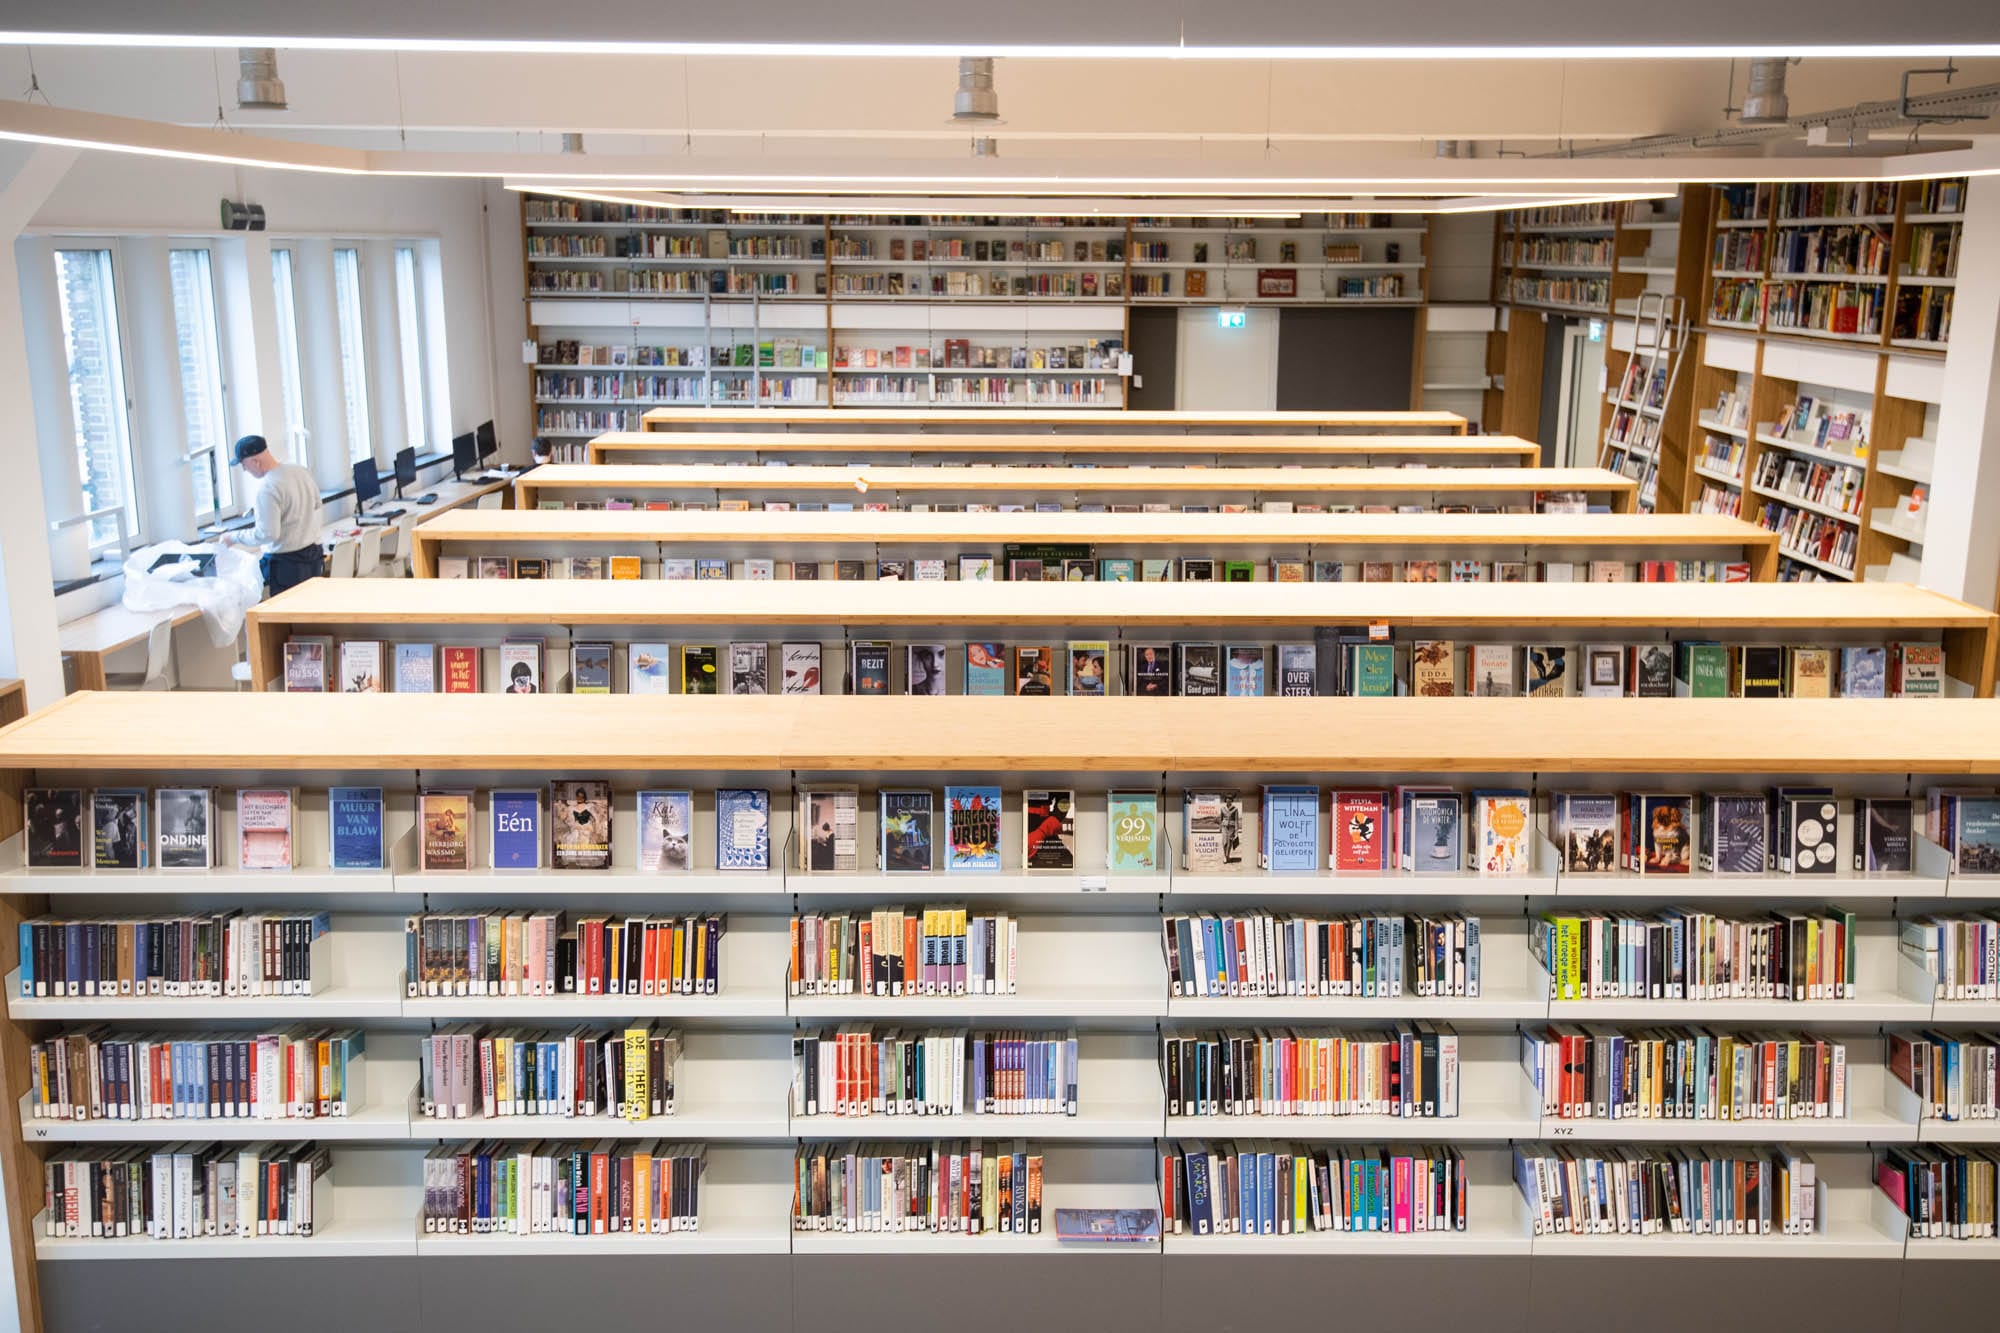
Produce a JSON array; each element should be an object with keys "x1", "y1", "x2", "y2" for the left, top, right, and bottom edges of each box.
[
  {"x1": 729, "y1": 642, "x2": 769, "y2": 695},
  {"x1": 442, "y1": 645, "x2": 480, "y2": 694},
  {"x1": 329, "y1": 786, "x2": 385, "y2": 870},
  {"x1": 946, "y1": 786, "x2": 1003, "y2": 873},
  {"x1": 781, "y1": 643, "x2": 821, "y2": 695},
  {"x1": 238, "y1": 788, "x2": 295, "y2": 871},
  {"x1": 801, "y1": 787, "x2": 860, "y2": 873},
  {"x1": 394, "y1": 643, "x2": 436, "y2": 694},
  {"x1": 880, "y1": 790, "x2": 934, "y2": 873},
  {"x1": 490, "y1": 788, "x2": 542, "y2": 870},
  {"x1": 638, "y1": 790, "x2": 694, "y2": 872},
  {"x1": 965, "y1": 643, "x2": 1005, "y2": 697},
  {"x1": 1023, "y1": 789, "x2": 1076, "y2": 870},
  {"x1": 628, "y1": 643, "x2": 673, "y2": 695},
  {"x1": 154, "y1": 787, "x2": 214, "y2": 870},
  {"x1": 1108, "y1": 791, "x2": 1159, "y2": 873},
  {"x1": 549, "y1": 781, "x2": 613, "y2": 870},
  {"x1": 418, "y1": 789, "x2": 471, "y2": 871},
  {"x1": 716, "y1": 789, "x2": 770, "y2": 871},
  {"x1": 1261, "y1": 785, "x2": 1320, "y2": 873},
  {"x1": 1332, "y1": 789, "x2": 1386, "y2": 872}
]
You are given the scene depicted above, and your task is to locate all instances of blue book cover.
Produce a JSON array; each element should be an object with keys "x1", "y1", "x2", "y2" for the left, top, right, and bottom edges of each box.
[
  {"x1": 328, "y1": 786, "x2": 385, "y2": 870},
  {"x1": 1410, "y1": 794, "x2": 1463, "y2": 874},
  {"x1": 965, "y1": 643, "x2": 1006, "y2": 696},
  {"x1": 716, "y1": 789, "x2": 770, "y2": 871},
  {"x1": 1226, "y1": 646, "x2": 1266, "y2": 697},
  {"x1": 1839, "y1": 645, "x2": 1887, "y2": 698},
  {"x1": 393, "y1": 643, "x2": 435, "y2": 694},
  {"x1": 1261, "y1": 785, "x2": 1320, "y2": 873},
  {"x1": 945, "y1": 786, "x2": 1002, "y2": 872},
  {"x1": 490, "y1": 789, "x2": 541, "y2": 869}
]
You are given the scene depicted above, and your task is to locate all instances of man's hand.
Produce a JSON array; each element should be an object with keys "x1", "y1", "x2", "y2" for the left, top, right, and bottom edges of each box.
[{"x1": 216, "y1": 534, "x2": 236, "y2": 549}]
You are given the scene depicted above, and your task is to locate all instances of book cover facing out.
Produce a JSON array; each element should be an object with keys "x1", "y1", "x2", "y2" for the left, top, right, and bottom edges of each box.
[
  {"x1": 1276, "y1": 644, "x2": 1315, "y2": 697},
  {"x1": 1332, "y1": 789, "x2": 1386, "y2": 872},
  {"x1": 1409, "y1": 794, "x2": 1462, "y2": 875},
  {"x1": 1225, "y1": 646, "x2": 1266, "y2": 698},
  {"x1": 91, "y1": 789, "x2": 145, "y2": 869},
  {"x1": 1839, "y1": 646, "x2": 1887, "y2": 698},
  {"x1": 238, "y1": 788, "x2": 295, "y2": 871},
  {"x1": 1023, "y1": 789, "x2": 1077, "y2": 870},
  {"x1": 1527, "y1": 645, "x2": 1568, "y2": 697},
  {"x1": 780, "y1": 643, "x2": 821, "y2": 695},
  {"x1": 964, "y1": 643, "x2": 1005, "y2": 697},
  {"x1": 1786, "y1": 796, "x2": 1841, "y2": 875},
  {"x1": 1674, "y1": 641, "x2": 1728, "y2": 698},
  {"x1": 1955, "y1": 798, "x2": 2000, "y2": 874},
  {"x1": 329, "y1": 786, "x2": 386, "y2": 870},
  {"x1": 394, "y1": 643, "x2": 436, "y2": 694},
  {"x1": 730, "y1": 642, "x2": 769, "y2": 695},
  {"x1": 851, "y1": 641, "x2": 890, "y2": 695},
  {"x1": 1261, "y1": 785, "x2": 1320, "y2": 873},
  {"x1": 1640, "y1": 794, "x2": 1694, "y2": 874},
  {"x1": 1474, "y1": 791, "x2": 1532, "y2": 875},
  {"x1": 1555, "y1": 793, "x2": 1617, "y2": 873},
  {"x1": 716, "y1": 789, "x2": 771, "y2": 871},
  {"x1": 23, "y1": 788, "x2": 83, "y2": 868},
  {"x1": 490, "y1": 788, "x2": 541, "y2": 870},
  {"x1": 945, "y1": 786, "x2": 1003, "y2": 873},
  {"x1": 880, "y1": 790, "x2": 934, "y2": 873},
  {"x1": 571, "y1": 642, "x2": 613, "y2": 695},
  {"x1": 418, "y1": 790, "x2": 471, "y2": 872},
  {"x1": 1129, "y1": 645, "x2": 1171, "y2": 697},
  {"x1": 803, "y1": 788, "x2": 859, "y2": 873},
  {"x1": 638, "y1": 790, "x2": 694, "y2": 872},
  {"x1": 1858, "y1": 797, "x2": 1913, "y2": 875},
  {"x1": 154, "y1": 787, "x2": 213, "y2": 870},
  {"x1": 1107, "y1": 791, "x2": 1159, "y2": 873},
  {"x1": 907, "y1": 644, "x2": 947, "y2": 697},
  {"x1": 550, "y1": 780, "x2": 613, "y2": 870},
  {"x1": 1349, "y1": 644, "x2": 1395, "y2": 698},
  {"x1": 1183, "y1": 790, "x2": 1245, "y2": 872},
  {"x1": 1702, "y1": 793, "x2": 1768, "y2": 874},
  {"x1": 682, "y1": 645, "x2": 719, "y2": 695},
  {"x1": 1176, "y1": 643, "x2": 1221, "y2": 697},
  {"x1": 628, "y1": 643, "x2": 673, "y2": 695}
]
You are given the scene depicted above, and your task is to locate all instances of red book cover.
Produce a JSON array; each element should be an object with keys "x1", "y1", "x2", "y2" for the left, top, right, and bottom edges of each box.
[
  {"x1": 591, "y1": 1148, "x2": 608, "y2": 1233},
  {"x1": 1332, "y1": 790, "x2": 1387, "y2": 872},
  {"x1": 442, "y1": 646, "x2": 480, "y2": 694}
]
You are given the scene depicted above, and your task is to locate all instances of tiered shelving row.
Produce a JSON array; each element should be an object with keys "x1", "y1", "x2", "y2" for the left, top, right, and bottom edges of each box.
[{"x1": 582, "y1": 430, "x2": 1530, "y2": 468}]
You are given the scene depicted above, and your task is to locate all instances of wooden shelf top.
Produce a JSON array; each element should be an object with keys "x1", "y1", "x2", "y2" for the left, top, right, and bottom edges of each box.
[
  {"x1": 586, "y1": 431, "x2": 1535, "y2": 460},
  {"x1": 524, "y1": 463, "x2": 1627, "y2": 496},
  {"x1": 411, "y1": 507, "x2": 1774, "y2": 550},
  {"x1": 638, "y1": 406, "x2": 1469, "y2": 431},
  {"x1": 250, "y1": 571, "x2": 1990, "y2": 631},
  {"x1": 7, "y1": 693, "x2": 2000, "y2": 773}
]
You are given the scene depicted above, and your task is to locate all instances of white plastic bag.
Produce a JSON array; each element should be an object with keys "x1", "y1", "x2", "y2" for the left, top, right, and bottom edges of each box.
[{"x1": 121, "y1": 540, "x2": 265, "y2": 647}]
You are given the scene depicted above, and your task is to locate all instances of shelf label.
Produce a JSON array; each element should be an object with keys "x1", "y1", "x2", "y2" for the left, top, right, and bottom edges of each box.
[
  {"x1": 1079, "y1": 875, "x2": 1108, "y2": 893},
  {"x1": 1368, "y1": 622, "x2": 1390, "y2": 641}
]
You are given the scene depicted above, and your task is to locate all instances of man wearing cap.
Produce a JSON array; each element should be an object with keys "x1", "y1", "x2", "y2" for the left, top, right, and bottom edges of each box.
[{"x1": 218, "y1": 435, "x2": 324, "y2": 597}]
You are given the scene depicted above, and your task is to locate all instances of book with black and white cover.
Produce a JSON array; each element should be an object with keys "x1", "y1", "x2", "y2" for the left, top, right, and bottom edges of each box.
[
  {"x1": 638, "y1": 790, "x2": 694, "y2": 872},
  {"x1": 781, "y1": 643, "x2": 822, "y2": 695},
  {"x1": 1700, "y1": 792, "x2": 1769, "y2": 874},
  {"x1": 1628, "y1": 643, "x2": 1673, "y2": 697},
  {"x1": 801, "y1": 787, "x2": 860, "y2": 873},
  {"x1": 549, "y1": 780, "x2": 613, "y2": 871},
  {"x1": 499, "y1": 640, "x2": 542, "y2": 695},
  {"x1": 1176, "y1": 643, "x2": 1221, "y2": 697},
  {"x1": 1778, "y1": 792, "x2": 1841, "y2": 875},
  {"x1": 90, "y1": 788, "x2": 146, "y2": 869},
  {"x1": 907, "y1": 643, "x2": 947, "y2": 696},
  {"x1": 1182, "y1": 790, "x2": 1244, "y2": 873},
  {"x1": 729, "y1": 642, "x2": 769, "y2": 694},
  {"x1": 1023, "y1": 789, "x2": 1076, "y2": 871},
  {"x1": 154, "y1": 787, "x2": 214, "y2": 870}
]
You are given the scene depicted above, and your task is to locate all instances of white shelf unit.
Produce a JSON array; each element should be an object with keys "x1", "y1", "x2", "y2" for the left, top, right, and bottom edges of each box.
[
  {"x1": 827, "y1": 305, "x2": 1127, "y2": 410},
  {"x1": 1126, "y1": 217, "x2": 1427, "y2": 306}
]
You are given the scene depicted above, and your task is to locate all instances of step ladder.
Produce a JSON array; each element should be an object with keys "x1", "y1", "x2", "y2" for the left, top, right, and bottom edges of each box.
[{"x1": 1599, "y1": 292, "x2": 1689, "y2": 511}]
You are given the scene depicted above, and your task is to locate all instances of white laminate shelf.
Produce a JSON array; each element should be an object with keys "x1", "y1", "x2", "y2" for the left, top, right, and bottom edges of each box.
[
  {"x1": 1166, "y1": 1105, "x2": 1535, "y2": 1142},
  {"x1": 1544, "y1": 992, "x2": 1928, "y2": 1025},
  {"x1": 1549, "y1": 870, "x2": 1932, "y2": 901},
  {"x1": 18, "y1": 1094, "x2": 417, "y2": 1144},
  {"x1": 1169, "y1": 872, "x2": 1555, "y2": 899},
  {"x1": 1529, "y1": 1218, "x2": 1905, "y2": 1260},
  {"x1": 1540, "y1": 1109, "x2": 1917, "y2": 1145},
  {"x1": 1756, "y1": 433, "x2": 1868, "y2": 469},
  {"x1": 1692, "y1": 464, "x2": 1745, "y2": 488},
  {"x1": 1166, "y1": 993, "x2": 1549, "y2": 1024},
  {"x1": 1164, "y1": 1223, "x2": 1528, "y2": 1257},
  {"x1": 416, "y1": 1108, "x2": 789, "y2": 1142},
  {"x1": 405, "y1": 870, "x2": 788, "y2": 899},
  {"x1": 1779, "y1": 546, "x2": 1859, "y2": 582},
  {"x1": 1748, "y1": 482, "x2": 1863, "y2": 527},
  {"x1": 792, "y1": 1228, "x2": 1158, "y2": 1255},
  {"x1": 1697, "y1": 417, "x2": 1750, "y2": 439}
]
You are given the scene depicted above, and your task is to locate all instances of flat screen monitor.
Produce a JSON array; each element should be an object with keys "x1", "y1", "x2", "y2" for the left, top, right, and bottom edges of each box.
[
  {"x1": 393, "y1": 446, "x2": 417, "y2": 489},
  {"x1": 352, "y1": 457, "x2": 381, "y2": 507},
  {"x1": 476, "y1": 420, "x2": 498, "y2": 460},
  {"x1": 451, "y1": 432, "x2": 477, "y2": 478}
]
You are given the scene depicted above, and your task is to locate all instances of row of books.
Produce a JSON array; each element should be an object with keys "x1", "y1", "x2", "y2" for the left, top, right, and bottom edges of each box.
[
  {"x1": 21, "y1": 785, "x2": 318, "y2": 872},
  {"x1": 27, "y1": 1029, "x2": 364, "y2": 1123},
  {"x1": 793, "y1": 1141, "x2": 1042, "y2": 1234},
  {"x1": 434, "y1": 553, "x2": 1750, "y2": 585},
  {"x1": 1530, "y1": 909, "x2": 1856, "y2": 1003},
  {"x1": 1758, "y1": 500, "x2": 1859, "y2": 573},
  {"x1": 1521, "y1": 1029, "x2": 1847, "y2": 1123},
  {"x1": 16, "y1": 913, "x2": 332, "y2": 1000},
  {"x1": 1889, "y1": 1032, "x2": 2000, "y2": 1122},
  {"x1": 1515, "y1": 1145, "x2": 1819, "y2": 1236},
  {"x1": 1769, "y1": 224, "x2": 1892, "y2": 279},
  {"x1": 43, "y1": 1143, "x2": 329, "y2": 1240},
  {"x1": 423, "y1": 1142, "x2": 705, "y2": 1235},
  {"x1": 1163, "y1": 1142, "x2": 1467, "y2": 1235},
  {"x1": 418, "y1": 1026, "x2": 680, "y2": 1121},
  {"x1": 1164, "y1": 1027, "x2": 1461, "y2": 1119},
  {"x1": 1551, "y1": 789, "x2": 1918, "y2": 877},
  {"x1": 1163, "y1": 913, "x2": 1481, "y2": 999},
  {"x1": 789, "y1": 908, "x2": 1019, "y2": 997},
  {"x1": 1900, "y1": 917, "x2": 2000, "y2": 1000},
  {"x1": 1880, "y1": 1146, "x2": 2000, "y2": 1238},
  {"x1": 410, "y1": 785, "x2": 767, "y2": 874},
  {"x1": 791, "y1": 1029, "x2": 1077, "y2": 1118},
  {"x1": 404, "y1": 912, "x2": 726, "y2": 999},
  {"x1": 1753, "y1": 451, "x2": 1865, "y2": 517}
]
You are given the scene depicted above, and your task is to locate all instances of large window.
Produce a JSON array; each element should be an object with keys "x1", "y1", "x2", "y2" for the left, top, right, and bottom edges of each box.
[
  {"x1": 168, "y1": 248, "x2": 231, "y2": 518},
  {"x1": 332, "y1": 246, "x2": 372, "y2": 463},
  {"x1": 52, "y1": 248, "x2": 138, "y2": 551},
  {"x1": 394, "y1": 246, "x2": 430, "y2": 453},
  {"x1": 270, "y1": 248, "x2": 307, "y2": 453}
]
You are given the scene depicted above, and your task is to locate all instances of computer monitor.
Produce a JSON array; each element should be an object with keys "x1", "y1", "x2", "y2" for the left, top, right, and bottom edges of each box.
[
  {"x1": 352, "y1": 457, "x2": 381, "y2": 509},
  {"x1": 451, "y1": 432, "x2": 477, "y2": 479},
  {"x1": 393, "y1": 446, "x2": 417, "y2": 496},
  {"x1": 476, "y1": 420, "x2": 498, "y2": 461}
]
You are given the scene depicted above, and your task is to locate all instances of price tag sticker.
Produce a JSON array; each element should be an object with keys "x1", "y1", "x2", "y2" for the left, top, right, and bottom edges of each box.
[
  {"x1": 1368, "y1": 622, "x2": 1391, "y2": 642},
  {"x1": 1080, "y1": 875, "x2": 1108, "y2": 893}
]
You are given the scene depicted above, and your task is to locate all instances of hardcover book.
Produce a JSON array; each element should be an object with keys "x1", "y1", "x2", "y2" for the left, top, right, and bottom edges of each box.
[
  {"x1": 1839, "y1": 645, "x2": 1887, "y2": 698},
  {"x1": 1225, "y1": 645, "x2": 1265, "y2": 697},
  {"x1": 490, "y1": 788, "x2": 542, "y2": 870},
  {"x1": 418, "y1": 789, "x2": 471, "y2": 872},
  {"x1": 394, "y1": 643, "x2": 436, "y2": 694},
  {"x1": 23, "y1": 788, "x2": 82, "y2": 868},
  {"x1": 1069, "y1": 642, "x2": 1109, "y2": 696},
  {"x1": 1408, "y1": 793, "x2": 1462, "y2": 874},
  {"x1": 1553, "y1": 792, "x2": 1618, "y2": 873},
  {"x1": 1412, "y1": 640, "x2": 1455, "y2": 697},
  {"x1": 550, "y1": 780, "x2": 613, "y2": 871},
  {"x1": 1734, "y1": 645, "x2": 1785, "y2": 698},
  {"x1": 1783, "y1": 795, "x2": 1841, "y2": 875},
  {"x1": 609, "y1": 556, "x2": 642, "y2": 580},
  {"x1": 907, "y1": 644, "x2": 947, "y2": 696},
  {"x1": 1527, "y1": 645, "x2": 1568, "y2": 697},
  {"x1": 282, "y1": 640, "x2": 327, "y2": 692},
  {"x1": 154, "y1": 787, "x2": 214, "y2": 870},
  {"x1": 571, "y1": 642, "x2": 614, "y2": 695},
  {"x1": 1014, "y1": 645, "x2": 1055, "y2": 696},
  {"x1": 1788, "y1": 647, "x2": 1833, "y2": 698},
  {"x1": 1701, "y1": 792, "x2": 1769, "y2": 874},
  {"x1": 1894, "y1": 642, "x2": 1944, "y2": 697},
  {"x1": 628, "y1": 643, "x2": 673, "y2": 695},
  {"x1": 329, "y1": 786, "x2": 385, "y2": 871},
  {"x1": 1261, "y1": 785, "x2": 1320, "y2": 873},
  {"x1": 965, "y1": 643, "x2": 1005, "y2": 696},
  {"x1": 1023, "y1": 789, "x2": 1077, "y2": 870},
  {"x1": 475, "y1": 556, "x2": 510, "y2": 580},
  {"x1": 959, "y1": 556, "x2": 995, "y2": 582},
  {"x1": 1276, "y1": 644, "x2": 1315, "y2": 697},
  {"x1": 91, "y1": 788, "x2": 145, "y2": 869},
  {"x1": 663, "y1": 558, "x2": 695, "y2": 581},
  {"x1": 568, "y1": 556, "x2": 605, "y2": 580},
  {"x1": 1580, "y1": 644, "x2": 1625, "y2": 697},
  {"x1": 442, "y1": 645, "x2": 480, "y2": 694},
  {"x1": 1332, "y1": 789, "x2": 1386, "y2": 872},
  {"x1": 638, "y1": 790, "x2": 694, "y2": 872},
  {"x1": 1128, "y1": 644, "x2": 1171, "y2": 697},
  {"x1": 1107, "y1": 791, "x2": 1159, "y2": 873},
  {"x1": 945, "y1": 786, "x2": 1003, "y2": 872},
  {"x1": 1472, "y1": 790, "x2": 1532, "y2": 875},
  {"x1": 682, "y1": 645, "x2": 719, "y2": 694},
  {"x1": 500, "y1": 640, "x2": 542, "y2": 694},
  {"x1": 238, "y1": 788, "x2": 295, "y2": 871},
  {"x1": 1673, "y1": 641, "x2": 1728, "y2": 697},
  {"x1": 1639, "y1": 794, "x2": 1694, "y2": 874},
  {"x1": 696, "y1": 558, "x2": 728, "y2": 580},
  {"x1": 716, "y1": 789, "x2": 771, "y2": 871},
  {"x1": 1349, "y1": 643, "x2": 1396, "y2": 697},
  {"x1": 880, "y1": 790, "x2": 935, "y2": 873},
  {"x1": 1628, "y1": 643, "x2": 1673, "y2": 698},
  {"x1": 513, "y1": 558, "x2": 548, "y2": 579},
  {"x1": 1183, "y1": 790, "x2": 1244, "y2": 873},
  {"x1": 849, "y1": 641, "x2": 890, "y2": 694},
  {"x1": 1176, "y1": 642, "x2": 1222, "y2": 696},
  {"x1": 339, "y1": 640, "x2": 383, "y2": 692},
  {"x1": 729, "y1": 642, "x2": 770, "y2": 695},
  {"x1": 781, "y1": 643, "x2": 822, "y2": 695},
  {"x1": 1469, "y1": 644, "x2": 1517, "y2": 697},
  {"x1": 802, "y1": 787, "x2": 860, "y2": 873},
  {"x1": 1857, "y1": 797, "x2": 1913, "y2": 875}
]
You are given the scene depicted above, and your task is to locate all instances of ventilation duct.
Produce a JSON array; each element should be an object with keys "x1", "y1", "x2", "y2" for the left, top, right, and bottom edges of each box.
[
  {"x1": 1434, "y1": 139, "x2": 1465, "y2": 158},
  {"x1": 953, "y1": 57, "x2": 1000, "y2": 123},
  {"x1": 562, "y1": 133, "x2": 586, "y2": 155},
  {"x1": 1739, "y1": 58, "x2": 1792, "y2": 125},
  {"x1": 235, "y1": 48, "x2": 287, "y2": 111}
]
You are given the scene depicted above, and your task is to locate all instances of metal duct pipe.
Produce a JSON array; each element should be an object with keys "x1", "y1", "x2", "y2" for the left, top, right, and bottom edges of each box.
[
  {"x1": 235, "y1": 48, "x2": 287, "y2": 111},
  {"x1": 1738, "y1": 57, "x2": 1793, "y2": 124},
  {"x1": 1434, "y1": 139, "x2": 1463, "y2": 158},
  {"x1": 954, "y1": 57, "x2": 1000, "y2": 123},
  {"x1": 561, "y1": 133, "x2": 586, "y2": 154},
  {"x1": 971, "y1": 136, "x2": 999, "y2": 157}
]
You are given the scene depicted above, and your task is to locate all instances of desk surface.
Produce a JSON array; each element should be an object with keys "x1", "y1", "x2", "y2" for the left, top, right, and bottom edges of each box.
[
  {"x1": 521, "y1": 463, "x2": 1627, "y2": 497},
  {"x1": 318, "y1": 475, "x2": 508, "y2": 546},
  {"x1": 589, "y1": 431, "x2": 1527, "y2": 459},
  {"x1": 57, "y1": 602, "x2": 202, "y2": 657},
  {"x1": 639, "y1": 407, "x2": 1470, "y2": 432}
]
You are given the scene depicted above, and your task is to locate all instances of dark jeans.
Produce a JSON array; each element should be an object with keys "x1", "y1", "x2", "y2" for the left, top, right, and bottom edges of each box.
[{"x1": 261, "y1": 545, "x2": 323, "y2": 597}]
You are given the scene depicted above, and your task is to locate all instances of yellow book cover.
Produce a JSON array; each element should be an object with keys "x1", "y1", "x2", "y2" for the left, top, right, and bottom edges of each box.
[
  {"x1": 922, "y1": 909, "x2": 942, "y2": 992},
  {"x1": 634, "y1": 1149, "x2": 653, "y2": 1231},
  {"x1": 493, "y1": 1037, "x2": 509, "y2": 1112},
  {"x1": 692, "y1": 918, "x2": 708, "y2": 990},
  {"x1": 624, "y1": 1027, "x2": 651, "y2": 1119},
  {"x1": 952, "y1": 908, "x2": 969, "y2": 992},
  {"x1": 671, "y1": 921, "x2": 686, "y2": 991}
]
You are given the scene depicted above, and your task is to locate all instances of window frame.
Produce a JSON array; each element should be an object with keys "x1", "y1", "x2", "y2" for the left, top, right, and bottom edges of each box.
[
  {"x1": 269, "y1": 246, "x2": 309, "y2": 458},
  {"x1": 167, "y1": 243, "x2": 235, "y2": 521},
  {"x1": 332, "y1": 245, "x2": 373, "y2": 465},
  {"x1": 393, "y1": 245, "x2": 431, "y2": 455},
  {"x1": 51, "y1": 243, "x2": 143, "y2": 554}
]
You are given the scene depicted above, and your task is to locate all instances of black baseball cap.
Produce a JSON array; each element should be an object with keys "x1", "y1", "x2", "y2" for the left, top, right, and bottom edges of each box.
[{"x1": 233, "y1": 435, "x2": 269, "y2": 464}]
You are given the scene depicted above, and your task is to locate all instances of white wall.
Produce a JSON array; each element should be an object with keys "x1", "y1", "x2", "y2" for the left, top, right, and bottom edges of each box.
[{"x1": 1174, "y1": 306, "x2": 1280, "y2": 411}]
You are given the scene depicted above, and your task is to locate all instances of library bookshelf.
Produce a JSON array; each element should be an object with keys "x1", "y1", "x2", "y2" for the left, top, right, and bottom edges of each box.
[
  {"x1": 582, "y1": 430, "x2": 1533, "y2": 467},
  {"x1": 513, "y1": 464, "x2": 1634, "y2": 514},
  {"x1": 634, "y1": 407, "x2": 1470, "y2": 434},
  {"x1": 241, "y1": 577, "x2": 1998, "y2": 698},
  {"x1": 405, "y1": 510, "x2": 1782, "y2": 581},
  {"x1": 6, "y1": 693, "x2": 2000, "y2": 1332}
]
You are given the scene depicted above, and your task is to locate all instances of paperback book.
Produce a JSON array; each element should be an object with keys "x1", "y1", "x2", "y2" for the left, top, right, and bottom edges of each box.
[
  {"x1": 1023, "y1": 789, "x2": 1076, "y2": 871},
  {"x1": 1108, "y1": 791, "x2": 1159, "y2": 873},
  {"x1": 1261, "y1": 785, "x2": 1320, "y2": 873},
  {"x1": 154, "y1": 788, "x2": 214, "y2": 870},
  {"x1": 965, "y1": 643, "x2": 1005, "y2": 696},
  {"x1": 946, "y1": 786, "x2": 1003, "y2": 873},
  {"x1": 329, "y1": 786, "x2": 385, "y2": 871},
  {"x1": 628, "y1": 643, "x2": 673, "y2": 695},
  {"x1": 880, "y1": 790, "x2": 935, "y2": 873},
  {"x1": 490, "y1": 788, "x2": 542, "y2": 870},
  {"x1": 716, "y1": 789, "x2": 771, "y2": 871},
  {"x1": 419, "y1": 790, "x2": 472, "y2": 871},
  {"x1": 802, "y1": 787, "x2": 860, "y2": 873},
  {"x1": 551, "y1": 781, "x2": 613, "y2": 871},
  {"x1": 238, "y1": 788, "x2": 295, "y2": 871},
  {"x1": 781, "y1": 643, "x2": 821, "y2": 695},
  {"x1": 638, "y1": 790, "x2": 694, "y2": 872}
]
